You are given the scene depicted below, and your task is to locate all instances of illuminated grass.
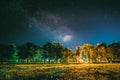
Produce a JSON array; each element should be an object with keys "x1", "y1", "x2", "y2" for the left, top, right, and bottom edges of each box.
[{"x1": 0, "y1": 64, "x2": 120, "y2": 80}]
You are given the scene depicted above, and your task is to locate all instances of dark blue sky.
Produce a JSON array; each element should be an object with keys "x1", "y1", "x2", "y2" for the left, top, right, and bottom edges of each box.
[{"x1": 0, "y1": 0, "x2": 120, "y2": 49}]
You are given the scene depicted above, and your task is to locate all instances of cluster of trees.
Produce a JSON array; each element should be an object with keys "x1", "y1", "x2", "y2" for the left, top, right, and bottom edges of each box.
[{"x1": 0, "y1": 42, "x2": 120, "y2": 63}]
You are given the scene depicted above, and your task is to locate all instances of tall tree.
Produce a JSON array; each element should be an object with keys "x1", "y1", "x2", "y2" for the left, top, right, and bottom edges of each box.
[
  {"x1": 107, "y1": 42, "x2": 120, "y2": 62},
  {"x1": 31, "y1": 47, "x2": 43, "y2": 63},
  {"x1": 0, "y1": 44, "x2": 11, "y2": 62},
  {"x1": 82, "y1": 43, "x2": 94, "y2": 63},
  {"x1": 18, "y1": 42, "x2": 38, "y2": 63},
  {"x1": 43, "y1": 42, "x2": 55, "y2": 63},
  {"x1": 96, "y1": 43, "x2": 107, "y2": 63},
  {"x1": 52, "y1": 42, "x2": 64, "y2": 63},
  {"x1": 75, "y1": 46, "x2": 83, "y2": 63},
  {"x1": 9, "y1": 43, "x2": 19, "y2": 63},
  {"x1": 43, "y1": 42, "x2": 64, "y2": 63},
  {"x1": 62, "y1": 48, "x2": 73, "y2": 63}
]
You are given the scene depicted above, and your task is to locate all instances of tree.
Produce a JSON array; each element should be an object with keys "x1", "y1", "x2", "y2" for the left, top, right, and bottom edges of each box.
[
  {"x1": 52, "y1": 42, "x2": 64, "y2": 63},
  {"x1": 89, "y1": 46, "x2": 98, "y2": 63},
  {"x1": 18, "y1": 42, "x2": 38, "y2": 63},
  {"x1": 61, "y1": 48, "x2": 73, "y2": 63},
  {"x1": 0, "y1": 44, "x2": 12, "y2": 62},
  {"x1": 31, "y1": 47, "x2": 43, "y2": 63},
  {"x1": 107, "y1": 42, "x2": 120, "y2": 62},
  {"x1": 75, "y1": 46, "x2": 83, "y2": 63},
  {"x1": 43, "y1": 42, "x2": 55, "y2": 63},
  {"x1": 9, "y1": 43, "x2": 19, "y2": 63},
  {"x1": 42, "y1": 42, "x2": 64, "y2": 63},
  {"x1": 82, "y1": 43, "x2": 94, "y2": 63},
  {"x1": 96, "y1": 42, "x2": 108, "y2": 63}
]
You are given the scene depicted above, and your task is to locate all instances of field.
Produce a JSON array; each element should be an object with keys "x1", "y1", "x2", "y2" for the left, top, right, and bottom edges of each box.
[{"x1": 0, "y1": 63, "x2": 120, "y2": 80}]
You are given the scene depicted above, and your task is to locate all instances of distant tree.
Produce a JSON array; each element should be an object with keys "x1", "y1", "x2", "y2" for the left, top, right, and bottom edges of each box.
[
  {"x1": 9, "y1": 43, "x2": 19, "y2": 63},
  {"x1": 0, "y1": 44, "x2": 11, "y2": 62},
  {"x1": 0, "y1": 44, "x2": 5, "y2": 62},
  {"x1": 96, "y1": 43, "x2": 107, "y2": 63},
  {"x1": 52, "y1": 42, "x2": 64, "y2": 63},
  {"x1": 42, "y1": 42, "x2": 64, "y2": 63},
  {"x1": 82, "y1": 43, "x2": 94, "y2": 63},
  {"x1": 61, "y1": 48, "x2": 73, "y2": 63},
  {"x1": 43, "y1": 42, "x2": 55, "y2": 63},
  {"x1": 31, "y1": 47, "x2": 43, "y2": 63},
  {"x1": 89, "y1": 46, "x2": 98, "y2": 63},
  {"x1": 18, "y1": 42, "x2": 38, "y2": 63},
  {"x1": 107, "y1": 42, "x2": 120, "y2": 62},
  {"x1": 1, "y1": 41, "x2": 120, "y2": 64},
  {"x1": 75, "y1": 46, "x2": 82, "y2": 63}
]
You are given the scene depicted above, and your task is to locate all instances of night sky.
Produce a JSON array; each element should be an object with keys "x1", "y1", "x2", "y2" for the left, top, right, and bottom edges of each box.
[{"x1": 0, "y1": 0, "x2": 120, "y2": 49}]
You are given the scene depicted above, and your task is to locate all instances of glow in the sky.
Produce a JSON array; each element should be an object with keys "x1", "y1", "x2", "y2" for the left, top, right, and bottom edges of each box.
[{"x1": 63, "y1": 35, "x2": 72, "y2": 42}]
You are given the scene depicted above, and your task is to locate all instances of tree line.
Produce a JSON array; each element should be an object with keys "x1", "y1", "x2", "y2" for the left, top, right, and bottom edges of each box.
[{"x1": 0, "y1": 42, "x2": 120, "y2": 64}]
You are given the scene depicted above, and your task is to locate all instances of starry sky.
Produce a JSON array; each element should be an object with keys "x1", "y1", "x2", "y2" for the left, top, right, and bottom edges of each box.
[{"x1": 0, "y1": 0, "x2": 120, "y2": 49}]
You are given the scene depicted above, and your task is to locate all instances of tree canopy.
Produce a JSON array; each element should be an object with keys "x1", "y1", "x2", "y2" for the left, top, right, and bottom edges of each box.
[{"x1": 0, "y1": 42, "x2": 120, "y2": 63}]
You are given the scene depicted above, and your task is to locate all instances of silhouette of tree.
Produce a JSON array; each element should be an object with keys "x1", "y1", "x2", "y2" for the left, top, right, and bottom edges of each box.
[
  {"x1": 43, "y1": 42, "x2": 55, "y2": 63},
  {"x1": 43, "y1": 42, "x2": 64, "y2": 63},
  {"x1": 0, "y1": 44, "x2": 11, "y2": 62},
  {"x1": 18, "y1": 42, "x2": 38, "y2": 63}
]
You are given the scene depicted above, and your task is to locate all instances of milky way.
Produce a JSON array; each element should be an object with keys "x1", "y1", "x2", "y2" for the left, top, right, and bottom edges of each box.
[{"x1": 0, "y1": 0, "x2": 120, "y2": 49}]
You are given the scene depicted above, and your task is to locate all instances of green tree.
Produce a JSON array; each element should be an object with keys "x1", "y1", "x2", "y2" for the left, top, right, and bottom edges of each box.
[
  {"x1": 18, "y1": 42, "x2": 38, "y2": 63},
  {"x1": 52, "y1": 42, "x2": 64, "y2": 63},
  {"x1": 31, "y1": 47, "x2": 43, "y2": 63},
  {"x1": 43, "y1": 42, "x2": 55, "y2": 63},
  {"x1": 43, "y1": 42, "x2": 64, "y2": 63},
  {"x1": 9, "y1": 43, "x2": 19, "y2": 63}
]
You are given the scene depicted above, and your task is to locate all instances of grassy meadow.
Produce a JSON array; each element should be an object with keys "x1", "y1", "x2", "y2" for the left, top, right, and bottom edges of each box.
[{"x1": 0, "y1": 63, "x2": 120, "y2": 80}]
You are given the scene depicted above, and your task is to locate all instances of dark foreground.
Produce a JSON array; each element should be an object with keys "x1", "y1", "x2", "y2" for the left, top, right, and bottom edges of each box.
[{"x1": 0, "y1": 64, "x2": 120, "y2": 80}]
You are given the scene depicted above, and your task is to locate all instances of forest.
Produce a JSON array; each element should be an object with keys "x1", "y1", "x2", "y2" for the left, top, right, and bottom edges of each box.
[{"x1": 0, "y1": 42, "x2": 120, "y2": 64}]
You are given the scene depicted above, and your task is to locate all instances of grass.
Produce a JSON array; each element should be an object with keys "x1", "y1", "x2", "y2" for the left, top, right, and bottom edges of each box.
[{"x1": 0, "y1": 63, "x2": 120, "y2": 80}]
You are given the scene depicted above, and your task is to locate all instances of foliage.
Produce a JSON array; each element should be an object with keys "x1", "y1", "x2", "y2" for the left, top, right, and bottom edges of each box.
[
  {"x1": 9, "y1": 43, "x2": 19, "y2": 63},
  {"x1": 0, "y1": 42, "x2": 120, "y2": 63}
]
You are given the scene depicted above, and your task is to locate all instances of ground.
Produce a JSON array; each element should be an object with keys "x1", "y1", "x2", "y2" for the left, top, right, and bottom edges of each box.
[{"x1": 0, "y1": 63, "x2": 120, "y2": 80}]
